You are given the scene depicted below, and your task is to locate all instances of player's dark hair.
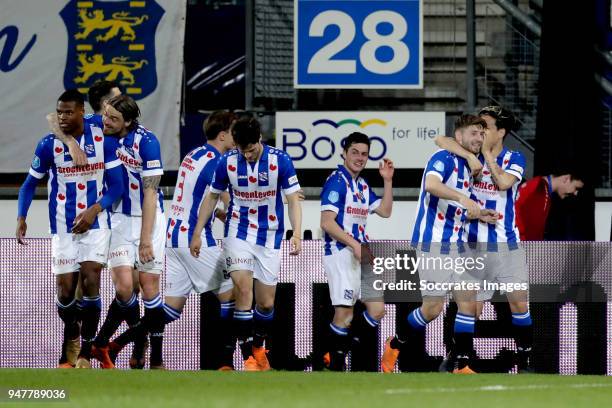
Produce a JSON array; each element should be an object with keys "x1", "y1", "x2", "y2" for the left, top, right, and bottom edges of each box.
[
  {"x1": 58, "y1": 89, "x2": 85, "y2": 107},
  {"x1": 343, "y1": 132, "x2": 371, "y2": 151},
  {"x1": 204, "y1": 111, "x2": 237, "y2": 141},
  {"x1": 552, "y1": 163, "x2": 585, "y2": 182},
  {"x1": 88, "y1": 80, "x2": 120, "y2": 113},
  {"x1": 106, "y1": 95, "x2": 140, "y2": 131},
  {"x1": 454, "y1": 114, "x2": 487, "y2": 131},
  {"x1": 232, "y1": 116, "x2": 261, "y2": 148},
  {"x1": 479, "y1": 104, "x2": 520, "y2": 134}
]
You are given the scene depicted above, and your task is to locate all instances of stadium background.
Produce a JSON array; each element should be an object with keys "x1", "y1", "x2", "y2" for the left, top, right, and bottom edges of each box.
[{"x1": 1, "y1": 0, "x2": 612, "y2": 376}]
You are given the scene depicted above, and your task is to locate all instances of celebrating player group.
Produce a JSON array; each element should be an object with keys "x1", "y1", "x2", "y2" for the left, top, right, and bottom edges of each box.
[{"x1": 16, "y1": 83, "x2": 531, "y2": 373}]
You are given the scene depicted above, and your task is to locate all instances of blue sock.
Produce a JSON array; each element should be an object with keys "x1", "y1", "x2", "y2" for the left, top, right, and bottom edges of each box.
[
  {"x1": 454, "y1": 312, "x2": 476, "y2": 334},
  {"x1": 162, "y1": 303, "x2": 182, "y2": 324},
  {"x1": 407, "y1": 308, "x2": 429, "y2": 331},
  {"x1": 362, "y1": 310, "x2": 380, "y2": 327}
]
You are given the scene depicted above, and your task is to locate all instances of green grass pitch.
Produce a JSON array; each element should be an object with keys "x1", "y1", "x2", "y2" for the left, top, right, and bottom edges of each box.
[{"x1": 1, "y1": 369, "x2": 611, "y2": 408}]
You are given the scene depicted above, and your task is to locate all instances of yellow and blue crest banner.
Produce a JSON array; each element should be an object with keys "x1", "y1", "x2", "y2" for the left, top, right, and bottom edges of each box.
[{"x1": 0, "y1": 0, "x2": 185, "y2": 171}]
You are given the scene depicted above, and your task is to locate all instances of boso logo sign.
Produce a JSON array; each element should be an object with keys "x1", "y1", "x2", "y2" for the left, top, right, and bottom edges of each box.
[{"x1": 275, "y1": 112, "x2": 445, "y2": 169}]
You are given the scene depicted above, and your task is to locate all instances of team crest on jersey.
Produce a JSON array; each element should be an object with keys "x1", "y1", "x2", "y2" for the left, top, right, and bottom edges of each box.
[
  {"x1": 60, "y1": 0, "x2": 164, "y2": 100},
  {"x1": 84, "y1": 144, "x2": 95, "y2": 154},
  {"x1": 258, "y1": 171, "x2": 268, "y2": 182},
  {"x1": 31, "y1": 155, "x2": 40, "y2": 169},
  {"x1": 327, "y1": 190, "x2": 339, "y2": 204},
  {"x1": 433, "y1": 160, "x2": 445, "y2": 173}
]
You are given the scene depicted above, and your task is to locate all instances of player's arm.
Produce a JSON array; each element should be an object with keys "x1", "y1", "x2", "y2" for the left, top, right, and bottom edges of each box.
[
  {"x1": 16, "y1": 175, "x2": 39, "y2": 244},
  {"x1": 47, "y1": 112, "x2": 88, "y2": 166},
  {"x1": 435, "y1": 135, "x2": 483, "y2": 177},
  {"x1": 425, "y1": 174, "x2": 480, "y2": 219},
  {"x1": 139, "y1": 175, "x2": 160, "y2": 263},
  {"x1": 373, "y1": 158, "x2": 394, "y2": 218},
  {"x1": 286, "y1": 191, "x2": 302, "y2": 255},
  {"x1": 190, "y1": 191, "x2": 220, "y2": 257},
  {"x1": 214, "y1": 191, "x2": 230, "y2": 222},
  {"x1": 320, "y1": 211, "x2": 364, "y2": 262}
]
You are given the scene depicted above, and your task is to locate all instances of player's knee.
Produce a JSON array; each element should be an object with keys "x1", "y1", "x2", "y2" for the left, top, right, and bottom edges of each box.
[
  {"x1": 256, "y1": 302, "x2": 274, "y2": 313},
  {"x1": 367, "y1": 306, "x2": 385, "y2": 321},
  {"x1": 115, "y1": 284, "x2": 133, "y2": 301},
  {"x1": 421, "y1": 302, "x2": 443, "y2": 321},
  {"x1": 509, "y1": 301, "x2": 528, "y2": 314}
]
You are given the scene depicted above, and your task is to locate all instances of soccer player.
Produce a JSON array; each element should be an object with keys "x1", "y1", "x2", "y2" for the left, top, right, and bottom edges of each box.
[
  {"x1": 319, "y1": 132, "x2": 394, "y2": 371},
  {"x1": 90, "y1": 95, "x2": 167, "y2": 369},
  {"x1": 190, "y1": 116, "x2": 303, "y2": 371},
  {"x1": 16, "y1": 89, "x2": 124, "y2": 368},
  {"x1": 435, "y1": 105, "x2": 533, "y2": 372},
  {"x1": 515, "y1": 171, "x2": 584, "y2": 241},
  {"x1": 381, "y1": 114, "x2": 495, "y2": 374}
]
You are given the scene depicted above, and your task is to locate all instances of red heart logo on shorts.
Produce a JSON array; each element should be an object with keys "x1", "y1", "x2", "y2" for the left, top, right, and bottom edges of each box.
[
  {"x1": 77, "y1": 183, "x2": 85, "y2": 190},
  {"x1": 77, "y1": 203, "x2": 86, "y2": 209},
  {"x1": 94, "y1": 135, "x2": 103, "y2": 142},
  {"x1": 228, "y1": 165, "x2": 236, "y2": 172},
  {"x1": 55, "y1": 147, "x2": 63, "y2": 154},
  {"x1": 249, "y1": 176, "x2": 257, "y2": 183},
  {"x1": 249, "y1": 208, "x2": 257, "y2": 214},
  {"x1": 268, "y1": 214, "x2": 276, "y2": 221}
]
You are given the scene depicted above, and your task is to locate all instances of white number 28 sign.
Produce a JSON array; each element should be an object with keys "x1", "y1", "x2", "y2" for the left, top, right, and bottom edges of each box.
[{"x1": 294, "y1": 0, "x2": 422, "y2": 89}]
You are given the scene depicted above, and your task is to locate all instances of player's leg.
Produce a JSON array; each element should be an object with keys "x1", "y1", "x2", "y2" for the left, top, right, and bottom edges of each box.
[
  {"x1": 55, "y1": 271, "x2": 80, "y2": 368},
  {"x1": 252, "y1": 280, "x2": 276, "y2": 371},
  {"x1": 452, "y1": 290, "x2": 477, "y2": 373},
  {"x1": 51, "y1": 234, "x2": 80, "y2": 368},
  {"x1": 230, "y1": 269, "x2": 256, "y2": 370},
  {"x1": 75, "y1": 261, "x2": 102, "y2": 368},
  {"x1": 323, "y1": 247, "x2": 360, "y2": 371},
  {"x1": 216, "y1": 286, "x2": 236, "y2": 370},
  {"x1": 350, "y1": 301, "x2": 385, "y2": 371},
  {"x1": 139, "y1": 270, "x2": 165, "y2": 369},
  {"x1": 507, "y1": 290, "x2": 532, "y2": 372}
]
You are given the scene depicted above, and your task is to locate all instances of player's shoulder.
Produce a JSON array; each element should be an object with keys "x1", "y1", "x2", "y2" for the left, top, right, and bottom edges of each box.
[
  {"x1": 430, "y1": 148, "x2": 456, "y2": 162},
  {"x1": 323, "y1": 169, "x2": 348, "y2": 191},
  {"x1": 223, "y1": 148, "x2": 239, "y2": 159},
  {"x1": 266, "y1": 144, "x2": 289, "y2": 159},
  {"x1": 39, "y1": 133, "x2": 57, "y2": 147},
  {"x1": 505, "y1": 148, "x2": 525, "y2": 161},
  {"x1": 135, "y1": 125, "x2": 159, "y2": 142}
]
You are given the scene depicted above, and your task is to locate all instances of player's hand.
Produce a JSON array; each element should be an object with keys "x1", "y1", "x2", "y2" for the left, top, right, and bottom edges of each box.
[
  {"x1": 139, "y1": 240, "x2": 155, "y2": 264},
  {"x1": 190, "y1": 235, "x2": 202, "y2": 258},
  {"x1": 459, "y1": 196, "x2": 481, "y2": 219},
  {"x1": 482, "y1": 129, "x2": 495, "y2": 153},
  {"x1": 16, "y1": 217, "x2": 27, "y2": 245},
  {"x1": 72, "y1": 204, "x2": 100, "y2": 234},
  {"x1": 379, "y1": 158, "x2": 395, "y2": 181},
  {"x1": 67, "y1": 139, "x2": 88, "y2": 167},
  {"x1": 350, "y1": 241, "x2": 362, "y2": 263},
  {"x1": 467, "y1": 155, "x2": 483, "y2": 178},
  {"x1": 289, "y1": 235, "x2": 301, "y2": 255},
  {"x1": 479, "y1": 208, "x2": 499, "y2": 224},
  {"x1": 297, "y1": 189, "x2": 305, "y2": 201}
]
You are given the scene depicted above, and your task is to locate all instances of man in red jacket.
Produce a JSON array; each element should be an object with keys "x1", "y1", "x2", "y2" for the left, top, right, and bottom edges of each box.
[{"x1": 515, "y1": 173, "x2": 584, "y2": 241}]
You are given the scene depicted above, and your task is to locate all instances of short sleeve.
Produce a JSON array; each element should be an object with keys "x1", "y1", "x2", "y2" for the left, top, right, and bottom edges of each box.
[
  {"x1": 210, "y1": 155, "x2": 230, "y2": 193},
  {"x1": 321, "y1": 175, "x2": 346, "y2": 214},
  {"x1": 505, "y1": 151, "x2": 526, "y2": 181},
  {"x1": 29, "y1": 136, "x2": 54, "y2": 179},
  {"x1": 424, "y1": 151, "x2": 454, "y2": 182},
  {"x1": 85, "y1": 113, "x2": 104, "y2": 129},
  {"x1": 367, "y1": 185, "x2": 381, "y2": 213},
  {"x1": 103, "y1": 136, "x2": 121, "y2": 169},
  {"x1": 278, "y1": 153, "x2": 300, "y2": 195},
  {"x1": 140, "y1": 134, "x2": 164, "y2": 177}
]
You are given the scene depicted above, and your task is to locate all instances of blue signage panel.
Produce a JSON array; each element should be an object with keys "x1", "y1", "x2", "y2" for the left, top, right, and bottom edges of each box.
[{"x1": 294, "y1": 0, "x2": 422, "y2": 89}]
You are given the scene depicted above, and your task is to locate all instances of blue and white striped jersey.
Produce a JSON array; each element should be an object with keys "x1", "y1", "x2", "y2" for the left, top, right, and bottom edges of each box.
[
  {"x1": 166, "y1": 144, "x2": 220, "y2": 248},
  {"x1": 411, "y1": 150, "x2": 472, "y2": 250},
  {"x1": 320, "y1": 165, "x2": 381, "y2": 256},
  {"x1": 210, "y1": 144, "x2": 300, "y2": 249},
  {"x1": 28, "y1": 122, "x2": 121, "y2": 234},
  {"x1": 113, "y1": 125, "x2": 164, "y2": 216}
]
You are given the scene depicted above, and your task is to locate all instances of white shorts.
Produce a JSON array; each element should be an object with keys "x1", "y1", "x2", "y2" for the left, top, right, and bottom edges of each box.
[
  {"x1": 222, "y1": 237, "x2": 280, "y2": 286},
  {"x1": 51, "y1": 229, "x2": 111, "y2": 275},
  {"x1": 165, "y1": 246, "x2": 233, "y2": 297},
  {"x1": 108, "y1": 211, "x2": 166, "y2": 273},
  {"x1": 476, "y1": 247, "x2": 529, "y2": 301},
  {"x1": 323, "y1": 247, "x2": 361, "y2": 307},
  {"x1": 418, "y1": 249, "x2": 481, "y2": 298}
]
